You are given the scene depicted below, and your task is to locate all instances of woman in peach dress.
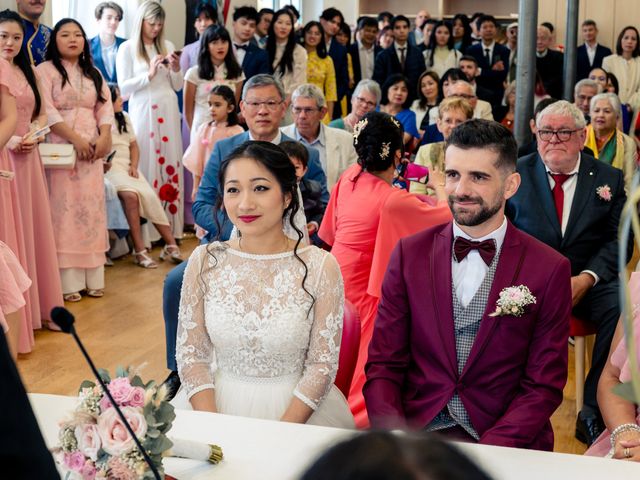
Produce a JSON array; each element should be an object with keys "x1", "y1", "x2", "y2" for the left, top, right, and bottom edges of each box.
[
  {"x1": 318, "y1": 112, "x2": 451, "y2": 427},
  {"x1": 1, "y1": 10, "x2": 63, "y2": 332},
  {"x1": 37, "y1": 19, "x2": 113, "y2": 302}
]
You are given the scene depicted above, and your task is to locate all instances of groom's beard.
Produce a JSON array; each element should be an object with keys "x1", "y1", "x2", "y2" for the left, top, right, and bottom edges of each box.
[{"x1": 448, "y1": 192, "x2": 503, "y2": 227}]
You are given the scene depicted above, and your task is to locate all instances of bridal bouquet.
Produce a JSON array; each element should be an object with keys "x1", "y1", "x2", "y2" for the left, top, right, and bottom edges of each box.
[{"x1": 54, "y1": 367, "x2": 175, "y2": 480}]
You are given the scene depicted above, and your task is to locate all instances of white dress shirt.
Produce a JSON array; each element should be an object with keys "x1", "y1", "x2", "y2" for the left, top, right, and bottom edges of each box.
[
  {"x1": 394, "y1": 41, "x2": 409, "y2": 67},
  {"x1": 233, "y1": 40, "x2": 249, "y2": 66},
  {"x1": 585, "y1": 42, "x2": 598, "y2": 66},
  {"x1": 357, "y1": 39, "x2": 375, "y2": 80},
  {"x1": 249, "y1": 130, "x2": 282, "y2": 145},
  {"x1": 481, "y1": 41, "x2": 496, "y2": 64},
  {"x1": 452, "y1": 217, "x2": 507, "y2": 308}
]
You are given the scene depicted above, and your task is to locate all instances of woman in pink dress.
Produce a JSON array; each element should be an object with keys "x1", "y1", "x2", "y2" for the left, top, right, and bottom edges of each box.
[
  {"x1": 318, "y1": 112, "x2": 451, "y2": 427},
  {"x1": 37, "y1": 19, "x2": 113, "y2": 302},
  {"x1": 0, "y1": 241, "x2": 31, "y2": 359},
  {"x1": 1, "y1": 11, "x2": 63, "y2": 330},
  {"x1": 585, "y1": 272, "x2": 640, "y2": 460}
]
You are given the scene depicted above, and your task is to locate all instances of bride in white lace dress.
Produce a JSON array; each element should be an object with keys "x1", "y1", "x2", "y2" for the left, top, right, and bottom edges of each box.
[{"x1": 176, "y1": 141, "x2": 354, "y2": 428}]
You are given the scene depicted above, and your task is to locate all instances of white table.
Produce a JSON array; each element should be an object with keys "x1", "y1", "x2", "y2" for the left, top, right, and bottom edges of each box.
[{"x1": 30, "y1": 394, "x2": 640, "y2": 480}]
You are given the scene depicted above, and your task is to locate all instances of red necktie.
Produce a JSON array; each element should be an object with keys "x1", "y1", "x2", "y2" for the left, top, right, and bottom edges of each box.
[
  {"x1": 551, "y1": 173, "x2": 572, "y2": 226},
  {"x1": 453, "y1": 237, "x2": 497, "y2": 266}
]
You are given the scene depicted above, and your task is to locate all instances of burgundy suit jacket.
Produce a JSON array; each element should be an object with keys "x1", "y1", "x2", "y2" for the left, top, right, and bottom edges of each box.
[{"x1": 364, "y1": 221, "x2": 571, "y2": 450}]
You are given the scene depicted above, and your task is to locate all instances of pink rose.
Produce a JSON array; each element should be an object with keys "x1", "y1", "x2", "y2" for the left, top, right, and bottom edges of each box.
[
  {"x1": 75, "y1": 424, "x2": 102, "y2": 461},
  {"x1": 64, "y1": 451, "x2": 86, "y2": 471},
  {"x1": 126, "y1": 386, "x2": 146, "y2": 407},
  {"x1": 81, "y1": 461, "x2": 97, "y2": 480},
  {"x1": 99, "y1": 377, "x2": 133, "y2": 410},
  {"x1": 97, "y1": 406, "x2": 147, "y2": 456},
  {"x1": 106, "y1": 457, "x2": 137, "y2": 480}
]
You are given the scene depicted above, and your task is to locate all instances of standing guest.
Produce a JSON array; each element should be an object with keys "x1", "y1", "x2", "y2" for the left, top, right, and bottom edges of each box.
[
  {"x1": 106, "y1": 85, "x2": 182, "y2": 268},
  {"x1": 536, "y1": 25, "x2": 564, "y2": 100},
  {"x1": 378, "y1": 26, "x2": 394, "y2": 50},
  {"x1": 377, "y1": 12, "x2": 393, "y2": 31},
  {"x1": 267, "y1": 8, "x2": 307, "y2": 115},
  {"x1": 16, "y1": 0, "x2": 50, "y2": 65},
  {"x1": 452, "y1": 14, "x2": 473, "y2": 53},
  {"x1": 379, "y1": 74, "x2": 420, "y2": 145},
  {"x1": 281, "y1": 84, "x2": 356, "y2": 190},
  {"x1": 602, "y1": 26, "x2": 640, "y2": 104},
  {"x1": 116, "y1": 1, "x2": 184, "y2": 242},
  {"x1": 373, "y1": 15, "x2": 425, "y2": 103},
  {"x1": 465, "y1": 15, "x2": 510, "y2": 108},
  {"x1": 458, "y1": 55, "x2": 493, "y2": 106},
  {"x1": 424, "y1": 21, "x2": 462, "y2": 78},
  {"x1": 281, "y1": 4, "x2": 301, "y2": 32},
  {"x1": 574, "y1": 78, "x2": 601, "y2": 124},
  {"x1": 366, "y1": 119, "x2": 571, "y2": 451},
  {"x1": 469, "y1": 12, "x2": 483, "y2": 43},
  {"x1": 507, "y1": 101, "x2": 628, "y2": 446},
  {"x1": 335, "y1": 22, "x2": 355, "y2": 92},
  {"x1": 329, "y1": 79, "x2": 380, "y2": 133},
  {"x1": 37, "y1": 18, "x2": 113, "y2": 302},
  {"x1": 231, "y1": 6, "x2": 270, "y2": 80},
  {"x1": 319, "y1": 111, "x2": 452, "y2": 427},
  {"x1": 1, "y1": 10, "x2": 62, "y2": 336},
  {"x1": 253, "y1": 8, "x2": 273, "y2": 49},
  {"x1": 320, "y1": 8, "x2": 349, "y2": 120},
  {"x1": 505, "y1": 22, "x2": 518, "y2": 82},
  {"x1": 179, "y1": 3, "x2": 217, "y2": 73},
  {"x1": 419, "y1": 19, "x2": 438, "y2": 53},
  {"x1": 408, "y1": 9, "x2": 429, "y2": 47},
  {"x1": 90, "y1": 2, "x2": 125, "y2": 84},
  {"x1": 302, "y1": 21, "x2": 337, "y2": 122},
  {"x1": 184, "y1": 25, "x2": 244, "y2": 144},
  {"x1": 577, "y1": 20, "x2": 612, "y2": 81},
  {"x1": 411, "y1": 70, "x2": 440, "y2": 132},
  {"x1": 349, "y1": 17, "x2": 380, "y2": 86}
]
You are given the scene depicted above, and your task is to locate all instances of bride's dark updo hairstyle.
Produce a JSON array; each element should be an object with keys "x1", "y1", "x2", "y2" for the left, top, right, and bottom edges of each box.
[{"x1": 352, "y1": 111, "x2": 404, "y2": 183}]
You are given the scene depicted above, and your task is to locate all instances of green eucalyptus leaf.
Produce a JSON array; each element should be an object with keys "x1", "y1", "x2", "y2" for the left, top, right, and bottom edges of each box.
[
  {"x1": 78, "y1": 380, "x2": 96, "y2": 392},
  {"x1": 97, "y1": 368, "x2": 111, "y2": 383}
]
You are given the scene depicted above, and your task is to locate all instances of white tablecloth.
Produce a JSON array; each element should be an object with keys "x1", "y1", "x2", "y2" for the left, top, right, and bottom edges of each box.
[{"x1": 30, "y1": 393, "x2": 640, "y2": 479}]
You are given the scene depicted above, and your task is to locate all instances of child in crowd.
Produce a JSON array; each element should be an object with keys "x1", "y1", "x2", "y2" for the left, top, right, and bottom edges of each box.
[
  {"x1": 279, "y1": 141, "x2": 326, "y2": 244},
  {"x1": 183, "y1": 84, "x2": 244, "y2": 238}
]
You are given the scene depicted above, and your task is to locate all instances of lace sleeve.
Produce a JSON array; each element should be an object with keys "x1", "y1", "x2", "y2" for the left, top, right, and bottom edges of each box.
[
  {"x1": 176, "y1": 245, "x2": 216, "y2": 399},
  {"x1": 293, "y1": 252, "x2": 344, "y2": 410}
]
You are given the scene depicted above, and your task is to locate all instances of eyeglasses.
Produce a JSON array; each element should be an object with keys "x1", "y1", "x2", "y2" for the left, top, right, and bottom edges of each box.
[
  {"x1": 537, "y1": 129, "x2": 581, "y2": 142},
  {"x1": 292, "y1": 106, "x2": 321, "y2": 115},
  {"x1": 243, "y1": 100, "x2": 283, "y2": 111},
  {"x1": 452, "y1": 93, "x2": 476, "y2": 100},
  {"x1": 354, "y1": 96, "x2": 377, "y2": 108}
]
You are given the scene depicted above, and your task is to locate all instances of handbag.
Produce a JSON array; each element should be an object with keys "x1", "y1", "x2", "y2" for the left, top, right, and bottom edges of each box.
[{"x1": 39, "y1": 143, "x2": 76, "y2": 169}]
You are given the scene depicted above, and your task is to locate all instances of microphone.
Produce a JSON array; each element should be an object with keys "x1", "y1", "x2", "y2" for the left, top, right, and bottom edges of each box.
[{"x1": 50, "y1": 307, "x2": 161, "y2": 480}]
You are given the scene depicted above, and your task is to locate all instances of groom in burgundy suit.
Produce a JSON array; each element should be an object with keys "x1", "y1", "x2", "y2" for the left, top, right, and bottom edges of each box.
[{"x1": 364, "y1": 120, "x2": 572, "y2": 450}]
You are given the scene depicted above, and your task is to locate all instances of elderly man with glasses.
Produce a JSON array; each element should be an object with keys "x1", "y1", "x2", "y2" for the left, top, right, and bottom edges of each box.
[
  {"x1": 160, "y1": 75, "x2": 328, "y2": 399},
  {"x1": 282, "y1": 84, "x2": 357, "y2": 190},
  {"x1": 506, "y1": 100, "x2": 629, "y2": 448}
]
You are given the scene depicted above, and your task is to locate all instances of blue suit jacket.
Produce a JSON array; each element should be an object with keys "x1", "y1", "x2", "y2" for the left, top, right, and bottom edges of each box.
[
  {"x1": 328, "y1": 40, "x2": 350, "y2": 102},
  {"x1": 242, "y1": 43, "x2": 270, "y2": 80},
  {"x1": 90, "y1": 36, "x2": 126, "y2": 84},
  {"x1": 193, "y1": 131, "x2": 328, "y2": 242},
  {"x1": 348, "y1": 41, "x2": 382, "y2": 85},
  {"x1": 465, "y1": 43, "x2": 510, "y2": 106},
  {"x1": 576, "y1": 43, "x2": 611, "y2": 81},
  {"x1": 373, "y1": 44, "x2": 425, "y2": 102},
  {"x1": 506, "y1": 153, "x2": 627, "y2": 282}
]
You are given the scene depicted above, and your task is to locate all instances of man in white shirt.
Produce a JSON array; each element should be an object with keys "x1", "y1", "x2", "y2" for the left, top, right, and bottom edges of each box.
[
  {"x1": 577, "y1": 20, "x2": 612, "y2": 81},
  {"x1": 507, "y1": 101, "x2": 628, "y2": 447},
  {"x1": 448, "y1": 81, "x2": 493, "y2": 121},
  {"x1": 349, "y1": 16, "x2": 380, "y2": 86},
  {"x1": 90, "y1": 2, "x2": 125, "y2": 84},
  {"x1": 282, "y1": 84, "x2": 357, "y2": 190}
]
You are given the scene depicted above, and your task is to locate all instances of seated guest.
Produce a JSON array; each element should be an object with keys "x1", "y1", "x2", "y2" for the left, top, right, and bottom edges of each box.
[
  {"x1": 574, "y1": 78, "x2": 601, "y2": 124},
  {"x1": 423, "y1": 21, "x2": 462, "y2": 78},
  {"x1": 585, "y1": 92, "x2": 638, "y2": 191},
  {"x1": 365, "y1": 119, "x2": 571, "y2": 450},
  {"x1": 585, "y1": 273, "x2": 640, "y2": 460},
  {"x1": 106, "y1": 86, "x2": 182, "y2": 268},
  {"x1": 449, "y1": 80, "x2": 493, "y2": 120},
  {"x1": 411, "y1": 70, "x2": 440, "y2": 133},
  {"x1": 17, "y1": 0, "x2": 51, "y2": 65},
  {"x1": 379, "y1": 74, "x2": 420, "y2": 146},
  {"x1": 495, "y1": 81, "x2": 516, "y2": 131},
  {"x1": 179, "y1": 2, "x2": 217, "y2": 73},
  {"x1": 507, "y1": 101, "x2": 629, "y2": 446},
  {"x1": 320, "y1": 8, "x2": 349, "y2": 119},
  {"x1": 329, "y1": 79, "x2": 380, "y2": 133},
  {"x1": 231, "y1": 6, "x2": 270, "y2": 80},
  {"x1": 411, "y1": 97, "x2": 473, "y2": 195},
  {"x1": 281, "y1": 84, "x2": 356, "y2": 190},
  {"x1": 602, "y1": 70, "x2": 633, "y2": 133},
  {"x1": 588, "y1": 67, "x2": 608, "y2": 91},
  {"x1": 280, "y1": 141, "x2": 326, "y2": 241},
  {"x1": 536, "y1": 25, "x2": 564, "y2": 99},
  {"x1": 319, "y1": 112, "x2": 452, "y2": 427},
  {"x1": 577, "y1": 20, "x2": 611, "y2": 81},
  {"x1": 373, "y1": 15, "x2": 425, "y2": 103},
  {"x1": 301, "y1": 21, "x2": 337, "y2": 122},
  {"x1": 176, "y1": 141, "x2": 354, "y2": 428},
  {"x1": 349, "y1": 16, "x2": 381, "y2": 86},
  {"x1": 90, "y1": 2, "x2": 125, "y2": 84}
]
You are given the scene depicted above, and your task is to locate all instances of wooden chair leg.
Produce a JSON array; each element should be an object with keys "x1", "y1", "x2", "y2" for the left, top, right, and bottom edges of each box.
[
  {"x1": 585, "y1": 334, "x2": 595, "y2": 371},
  {"x1": 575, "y1": 336, "x2": 585, "y2": 415}
]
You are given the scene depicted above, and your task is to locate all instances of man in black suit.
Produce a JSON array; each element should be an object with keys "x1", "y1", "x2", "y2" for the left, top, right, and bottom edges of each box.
[
  {"x1": 373, "y1": 15, "x2": 425, "y2": 103},
  {"x1": 465, "y1": 15, "x2": 510, "y2": 108},
  {"x1": 536, "y1": 25, "x2": 564, "y2": 99},
  {"x1": 231, "y1": 6, "x2": 270, "y2": 80},
  {"x1": 506, "y1": 101, "x2": 628, "y2": 447},
  {"x1": 320, "y1": 8, "x2": 350, "y2": 119},
  {"x1": 349, "y1": 17, "x2": 381, "y2": 86},
  {"x1": 577, "y1": 20, "x2": 612, "y2": 81}
]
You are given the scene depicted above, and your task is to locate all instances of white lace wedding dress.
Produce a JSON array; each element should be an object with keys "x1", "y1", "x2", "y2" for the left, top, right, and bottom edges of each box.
[{"x1": 175, "y1": 242, "x2": 354, "y2": 428}]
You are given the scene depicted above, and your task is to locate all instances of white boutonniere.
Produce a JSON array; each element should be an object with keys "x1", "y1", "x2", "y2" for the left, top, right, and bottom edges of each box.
[
  {"x1": 489, "y1": 285, "x2": 536, "y2": 317},
  {"x1": 596, "y1": 184, "x2": 612, "y2": 202}
]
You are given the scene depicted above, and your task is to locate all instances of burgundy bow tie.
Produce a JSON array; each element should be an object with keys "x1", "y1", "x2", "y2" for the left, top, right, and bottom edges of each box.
[{"x1": 453, "y1": 236, "x2": 497, "y2": 266}]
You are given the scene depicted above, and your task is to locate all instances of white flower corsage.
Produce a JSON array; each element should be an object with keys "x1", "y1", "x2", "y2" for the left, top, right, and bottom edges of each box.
[
  {"x1": 489, "y1": 285, "x2": 536, "y2": 317},
  {"x1": 596, "y1": 184, "x2": 612, "y2": 202}
]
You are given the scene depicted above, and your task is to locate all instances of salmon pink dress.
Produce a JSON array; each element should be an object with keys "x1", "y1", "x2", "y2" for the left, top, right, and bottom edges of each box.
[{"x1": 0, "y1": 241, "x2": 31, "y2": 334}]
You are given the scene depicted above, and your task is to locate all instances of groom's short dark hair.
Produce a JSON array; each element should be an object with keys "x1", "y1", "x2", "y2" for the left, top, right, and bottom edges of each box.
[{"x1": 445, "y1": 119, "x2": 517, "y2": 174}]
